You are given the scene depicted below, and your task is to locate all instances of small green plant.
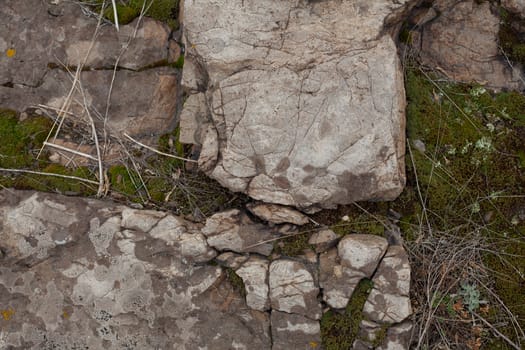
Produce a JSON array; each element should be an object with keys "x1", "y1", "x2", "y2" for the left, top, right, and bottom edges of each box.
[{"x1": 459, "y1": 283, "x2": 481, "y2": 313}]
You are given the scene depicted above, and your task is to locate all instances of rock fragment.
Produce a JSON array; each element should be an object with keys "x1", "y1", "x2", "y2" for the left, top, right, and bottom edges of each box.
[
  {"x1": 271, "y1": 311, "x2": 322, "y2": 350},
  {"x1": 363, "y1": 246, "x2": 412, "y2": 323},
  {"x1": 201, "y1": 209, "x2": 279, "y2": 256},
  {"x1": 320, "y1": 235, "x2": 389, "y2": 309},
  {"x1": 236, "y1": 256, "x2": 270, "y2": 311},
  {"x1": 308, "y1": 229, "x2": 339, "y2": 253},
  {"x1": 269, "y1": 259, "x2": 321, "y2": 320},
  {"x1": 180, "y1": 0, "x2": 409, "y2": 209},
  {"x1": 246, "y1": 203, "x2": 310, "y2": 225}
]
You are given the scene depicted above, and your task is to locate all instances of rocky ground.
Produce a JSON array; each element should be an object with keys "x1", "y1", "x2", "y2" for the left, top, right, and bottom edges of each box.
[{"x1": 1, "y1": 0, "x2": 524, "y2": 349}]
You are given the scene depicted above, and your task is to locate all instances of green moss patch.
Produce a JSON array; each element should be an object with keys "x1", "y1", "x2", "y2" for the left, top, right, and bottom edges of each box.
[
  {"x1": 320, "y1": 279, "x2": 375, "y2": 349},
  {"x1": 87, "y1": 0, "x2": 180, "y2": 28},
  {"x1": 0, "y1": 109, "x2": 97, "y2": 195}
]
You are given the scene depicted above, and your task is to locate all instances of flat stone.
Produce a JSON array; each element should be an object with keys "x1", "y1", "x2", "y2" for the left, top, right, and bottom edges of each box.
[
  {"x1": 0, "y1": 0, "x2": 180, "y2": 145},
  {"x1": 419, "y1": 0, "x2": 524, "y2": 91},
  {"x1": 363, "y1": 246, "x2": 412, "y2": 323},
  {"x1": 246, "y1": 203, "x2": 309, "y2": 225},
  {"x1": 201, "y1": 209, "x2": 280, "y2": 256},
  {"x1": 215, "y1": 252, "x2": 249, "y2": 270},
  {"x1": 0, "y1": 190, "x2": 271, "y2": 349},
  {"x1": 338, "y1": 235, "x2": 389, "y2": 276},
  {"x1": 180, "y1": 0, "x2": 411, "y2": 209},
  {"x1": 376, "y1": 321, "x2": 413, "y2": 350},
  {"x1": 236, "y1": 256, "x2": 270, "y2": 311},
  {"x1": 271, "y1": 311, "x2": 322, "y2": 350},
  {"x1": 308, "y1": 229, "x2": 339, "y2": 253},
  {"x1": 148, "y1": 214, "x2": 217, "y2": 263},
  {"x1": 319, "y1": 235, "x2": 388, "y2": 309},
  {"x1": 121, "y1": 208, "x2": 166, "y2": 232},
  {"x1": 269, "y1": 259, "x2": 321, "y2": 320}
]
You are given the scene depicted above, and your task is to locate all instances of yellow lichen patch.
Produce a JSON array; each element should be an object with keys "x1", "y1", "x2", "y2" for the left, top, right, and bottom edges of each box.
[
  {"x1": 6, "y1": 48, "x2": 16, "y2": 58},
  {"x1": 62, "y1": 310, "x2": 69, "y2": 319},
  {"x1": 309, "y1": 341, "x2": 319, "y2": 348},
  {"x1": 1, "y1": 308, "x2": 15, "y2": 321}
]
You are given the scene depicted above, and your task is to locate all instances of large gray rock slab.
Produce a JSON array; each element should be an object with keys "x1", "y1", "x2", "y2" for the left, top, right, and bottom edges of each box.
[
  {"x1": 418, "y1": 0, "x2": 524, "y2": 91},
  {"x1": 0, "y1": 190, "x2": 271, "y2": 349},
  {"x1": 0, "y1": 0, "x2": 180, "y2": 141},
  {"x1": 180, "y1": 0, "x2": 412, "y2": 209}
]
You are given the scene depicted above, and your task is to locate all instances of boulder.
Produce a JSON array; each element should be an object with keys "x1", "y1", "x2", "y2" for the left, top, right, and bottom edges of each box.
[
  {"x1": 180, "y1": 0, "x2": 412, "y2": 209},
  {"x1": 0, "y1": 0, "x2": 180, "y2": 144}
]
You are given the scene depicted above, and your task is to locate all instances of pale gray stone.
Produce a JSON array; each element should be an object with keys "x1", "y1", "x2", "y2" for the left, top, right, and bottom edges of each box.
[
  {"x1": 215, "y1": 252, "x2": 249, "y2": 270},
  {"x1": 269, "y1": 259, "x2": 321, "y2": 320},
  {"x1": 377, "y1": 321, "x2": 414, "y2": 350},
  {"x1": 271, "y1": 311, "x2": 322, "y2": 350},
  {"x1": 363, "y1": 246, "x2": 412, "y2": 324},
  {"x1": 338, "y1": 235, "x2": 389, "y2": 276},
  {"x1": 319, "y1": 235, "x2": 388, "y2": 309},
  {"x1": 180, "y1": 0, "x2": 411, "y2": 209},
  {"x1": 236, "y1": 256, "x2": 270, "y2": 311},
  {"x1": 308, "y1": 229, "x2": 339, "y2": 253},
  {"x1": 247, "y1": 203, "x2": 309, "y2": 225},
  {"x1": 0, "y1": 190, "x2": 271, "y2": 350},
  {"x1": 201, "y1": 209, "x2": 279, "y2": 256},
  {"x1": 149, "y1": 215, "x2": 217, "y2": 263}
]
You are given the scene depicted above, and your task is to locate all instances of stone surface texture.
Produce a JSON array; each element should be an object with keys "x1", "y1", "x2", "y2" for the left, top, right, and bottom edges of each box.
[
  {"x1": 271, "y1": 311, "x2": 322, "y2": 350},
  {"x1": 308, "y1": 228, "x2": 339, "y2": 253},
  {"x1": 180, "y1": 0, "x2": 412, "y2": 209},
  {"x1": 235, "y1": 256, "x2": 270, "y2": 311},
  {"x1": 418, "y1": 0, "x2": 524, "y2": 91},
  {"x1": 269, "y1": 259, "x2": 321, "y2": 320},
  {"x1": 0, "y1": 190, "x2": 270, "y2": 349},
  {"x1": 201, "y1": 209, "x2": 279, "y2": 256},
  {"x1": 363, "y1": 246, "x2": 412, "y2": 324},
  {"x1": 0, "y1": 190, "x2": 414, "y2": 349},
  {"x1": 0, "y1": 0, "x2": 180, "y2": 144},
  {"x1": 320, "y1": 235, "x2": 389, "y2": 309},
  {"x1": 246, "y1": 203, "x2": 310, "y2": 225}
]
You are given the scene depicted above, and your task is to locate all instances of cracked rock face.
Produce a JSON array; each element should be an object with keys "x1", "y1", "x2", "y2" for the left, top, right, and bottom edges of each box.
[
  {"x1": 0, "y1": 190, "x2": 271, "y2": 349},
  {"x1": 0, "y1": 0, "x2": 180, "y2": 141},
  {"x1": 180, "y1": 0, "x2": 411, "y2": 209},
  {"x1": 269, "y1": 259, "x2": 321, "y2": 320},
  {"x1": 0, "y1": 190, "x2": 414, "y2": 349},
  {"x1": 320, "y1": 234, "x2": 389, "y2": 309},
  {"x1": 363, "y1": 245, "x2": 412, "y2": 324}
]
